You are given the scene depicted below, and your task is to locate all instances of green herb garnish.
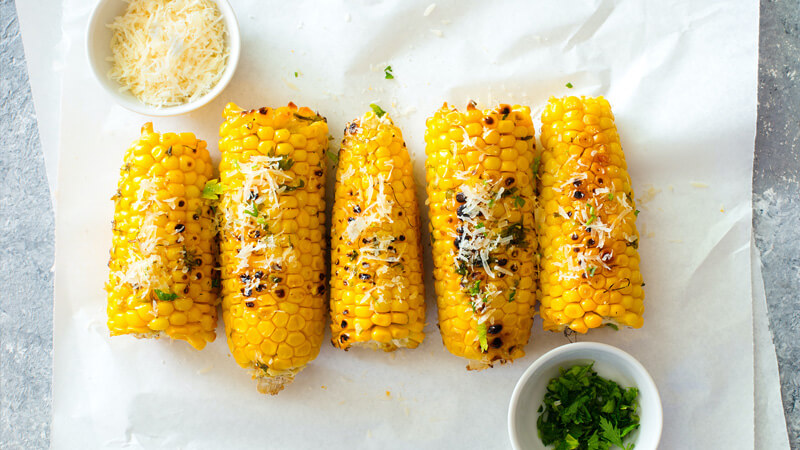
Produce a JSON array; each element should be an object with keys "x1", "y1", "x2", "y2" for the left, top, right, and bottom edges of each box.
[
  {"x1": 468, "y1": 280, "x2": 481, "y2": 296},
  {"x1": 532, "y1": 156, "x2": 542, "y2": 177},
  {"x1": 477, "y1": 323, "x2": 488, "y2": 351},
  {"x1": 566, "y1": 82, "x2": 574, "y2": 88},
  {"x1": 244, "y1": 201, "x2": 260, "y2": 218},
  {"x1": 294, "y1": 71, "x2": 299, "y2": 78},
  {"x1": 154, "y1": 289, "x2": 178, "y2": 302},
  {"x1": 605, "y1": 323, "x2": 619, "y2": 331},
  {"x1": 514, "y1": 195, "x2": 526, "y2": 208},
  {"x1": 370, "y1": 103, "x2": 386, "y2": 118},
  {"x1": 280, "y1": 179, "x2": 306, "y2": 192},
  {"x1": 608, "y1": 192, "x2": 615, "y2": 200},
  {"x1": 202, "y1": 179, "x2": 225, "y2": 200},
  {"x1": 537, "y1": 364, "x2": 640, "y2": 450},
  {"x1": 277, "y1": 156, "x2": 295, "y2": 171},
  {"x1": 586, "y1": 205, "x2": 596, "y2": 226},
  {"x1": 384, "y1": 65, "x2": 394, "y2": 79},
  {"x1": 634, "y1": 210, "x2": 640, "y2": 217},
  {"x1": 327, "y1": 150, "x2": 339, "y2": 164},
  {"x1": 588, "y1": 265, "x2": 598, "y2": 277}
]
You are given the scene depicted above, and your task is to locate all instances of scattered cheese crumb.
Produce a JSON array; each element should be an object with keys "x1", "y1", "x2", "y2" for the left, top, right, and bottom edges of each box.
[
  {"x1": 430, "y1": 29, "x2": 443, "y2": 37},
  {"x1": 424, "y1": 3, "x2": 436, "y2": 16}
]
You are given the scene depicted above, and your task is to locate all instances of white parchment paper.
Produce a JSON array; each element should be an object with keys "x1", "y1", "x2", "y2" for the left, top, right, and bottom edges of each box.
[{"x1": 52, "y1": 0, "x2": 762, "y2": 448}]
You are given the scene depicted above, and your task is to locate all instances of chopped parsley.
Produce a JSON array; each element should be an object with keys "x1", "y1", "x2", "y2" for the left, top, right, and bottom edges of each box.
[
  {"x1": 277, "y1": 156, "x2": 295, "y2": 171},
  {"x1": 566, "y1": 82, "x2": 574, "y2": 88},
  {"x1": 280, "y1": 179, "x2": 306, "y2": 192},
  {"x1": 370, "y1": 103, "x2": 387, "y2": 118},
  {"x1": 384, "y1": 65, "x2": 394, "y2": 79},
  {"x1": 587, "y1": 205, "x2": 596, "y2": 226},
  {"x1": 201, "y1": 179, "x2": 225, "y2": 200},
  {"x1": 477, "y1": 323, "x2": 488, "y2": 352},
  {"x1": 468, "y1": 280, "x2": 482, "y2": 296},
  {"x1": 532, "y1": 156, "x2": 542, "y2": 177},
  {"x1": 244, "y1": 201, "x2": 260, "y2": 218},
  {"x1": 537, "y1": 364, "x2": 640, "y2": 450},
  {"x1": 327, "y1": 150, "x2": 339, "y2": 164},
  {"x1": 154, "y1": 289, "x2": 178, "y2": 302}
]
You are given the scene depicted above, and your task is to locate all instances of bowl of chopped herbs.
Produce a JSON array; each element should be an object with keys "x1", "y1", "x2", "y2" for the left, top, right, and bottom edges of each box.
[{"x1": 508, "y1": 342, "x2": 662, "y2": 450}]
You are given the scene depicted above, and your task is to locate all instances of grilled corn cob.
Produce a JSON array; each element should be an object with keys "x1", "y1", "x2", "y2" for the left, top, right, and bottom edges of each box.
[
  {"x1": 106, "y1": 123, "x2": 218, "y2": 350},
  {"x1": 537, "y1": 96, "x2": 644, "y2": 333},
  {"x1": 218, "y1": 102, "x2": 328, "y2": 394},
  {"x1": 424, "y1": 102, "x2": 538, "y2": 369},
  {"x1": 330, "y1": 111, "x2": 425, "y2": 351}
]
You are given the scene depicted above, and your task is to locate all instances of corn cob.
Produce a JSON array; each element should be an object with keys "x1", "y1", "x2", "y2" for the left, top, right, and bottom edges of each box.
[
  {"x1": 106, "y1": 123, "x2": 219, "y2": 350},
  {"x1": 217, "y1": 102, "x2": 328, "y2": 394},
  {"x1": 330, "y1": 111, "x2": 425, "y2": 351},
  {"x1": 424, "y1": 102, "x2": 538, "y2": 369},
  {"x1": 537, "y1": 96, "x2": 644, "y2": 333}
]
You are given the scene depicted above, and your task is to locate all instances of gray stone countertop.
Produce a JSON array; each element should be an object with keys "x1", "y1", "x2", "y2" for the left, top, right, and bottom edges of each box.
[{"x1": 1, "y1": 0, "x2": 798, "y2": 448}]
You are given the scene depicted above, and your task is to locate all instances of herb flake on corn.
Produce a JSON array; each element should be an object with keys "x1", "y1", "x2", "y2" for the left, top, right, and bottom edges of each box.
[
  {"x1": 106, "y1": 123, "x2": 219, "y2": 350},
  {"x1": 424, "y1": 102, "x2": 538, "y2": 369},
  {"x1": 330, "y1": 111, "x2": 425, "y2": 351},
  {"x1": 218, "y1": 103, "x2": 328, "y2": 394},
  {"x1": 536, "y1": 96, "x2": 645, "y2": 333}
]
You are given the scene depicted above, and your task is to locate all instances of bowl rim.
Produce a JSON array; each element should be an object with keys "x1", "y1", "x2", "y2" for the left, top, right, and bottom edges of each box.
[
  {"x1": 85, "y1": 0, "x2": 241, "y2": 117},
  {"x1": 507, "y1": 342, "x2": 663, "y2": 450}
]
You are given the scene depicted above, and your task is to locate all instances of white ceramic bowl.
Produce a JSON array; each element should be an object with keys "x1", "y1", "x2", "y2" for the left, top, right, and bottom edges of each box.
[
  {"x1": 508, "y1": 342, "x2": 662, "y2": 450},
  {"x1": 86, "y1": 0, "x2": 241, "y2": 116}
]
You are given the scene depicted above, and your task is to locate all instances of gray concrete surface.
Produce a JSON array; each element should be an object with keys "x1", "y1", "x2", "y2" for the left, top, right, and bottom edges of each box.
[
  {"x1": 753, "y1": 0, "x2": 800, "y2": 445},
  {"x1": 0, "y1": 0, "x2": 798, "y2": 448},
  {"x1": 0, "y1": 0, "x2": 55, "y2": 448}
]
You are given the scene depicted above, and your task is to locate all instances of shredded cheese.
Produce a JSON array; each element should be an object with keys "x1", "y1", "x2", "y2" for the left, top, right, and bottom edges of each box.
[{"x1": 108, "y1": 0, "x2": 229, "y2": 107}]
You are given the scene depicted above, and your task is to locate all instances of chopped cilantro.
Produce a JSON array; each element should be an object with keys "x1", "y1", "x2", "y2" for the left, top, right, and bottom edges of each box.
[
  {"x1": 202, "y1": 179, "x2": 225, "y2": 200},
  {"x1": 294, "y1": 71, "x2": 299, "y2": 78},
  {"x1": 566, "y1": 82, "x2": 574, "y2": 88},
  {"x1": 521, "y1": 135, "x2": 533, "y2": 140},
  {"x1": 608, "y1": 192, "x2": 615, "y2": 200},
  {"x1": 514, "y1": 195, "x2": 526, "y2": 208},
  {"x1": 508, "y1": 288, "x2": 517, "y2": 302},
  {"x1": 634, "y1": 210, "x2": 640, "y2": 217},
  {"x1": 384, "y1": 65, "x2": 394, "y2": 79},
  {"x1": 537, "y1": 364, "x2": 639, "y2": 450},
  {"x1": 154, "y1": 289, "x2": 178, "y2": 302},
  {"x1": 605, "y1": 323, "x2": 619, "y2": 331},
  {"x1": 476, "y1": 222, "x2": 485, "y2": 229},
  {"x1": 588, "y1": 265, "x2": 597, "y2": 277},
  {"x1": 370, "y1": 103, "x2": 386, "y2": 118},
  {"x1": 477, "y1": 323, "x2": 488, "y2": 352}
]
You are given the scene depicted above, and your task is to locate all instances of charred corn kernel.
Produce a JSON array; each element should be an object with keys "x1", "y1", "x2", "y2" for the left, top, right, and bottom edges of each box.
[
  {"x1": 106, "y1": 123, "x2": 219, "y2": 350},
  {"x1": 330, "y1": 111, "x2": 426, "y2": 352},
  {"x1": 219, "y1": 103, "x2": 328, "y2": 395},
  {"x1": 424, "y1": 102, "x2": 538, "y2": 369},
  {"x1": 537, "y1": 96, "x2": 645, "y2": 333}
]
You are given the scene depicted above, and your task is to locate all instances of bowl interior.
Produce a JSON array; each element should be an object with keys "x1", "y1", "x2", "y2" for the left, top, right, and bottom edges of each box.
[
  {"x1": 509, "y1": 344, "x2": 662, "y2": 450},
  {"x1": 86, "y1": 0, "x2": 240, "y2": 116}
]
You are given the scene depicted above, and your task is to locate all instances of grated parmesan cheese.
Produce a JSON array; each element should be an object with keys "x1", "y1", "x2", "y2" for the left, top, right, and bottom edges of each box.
[{"x1": 108, "y1": 0, "x2": 229, "y2": 107}]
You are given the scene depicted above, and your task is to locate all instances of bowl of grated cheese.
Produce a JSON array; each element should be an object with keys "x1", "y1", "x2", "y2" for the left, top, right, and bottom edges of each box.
[{"x1": 87, "y1": 0, "x2": 240, "y2": 116}]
